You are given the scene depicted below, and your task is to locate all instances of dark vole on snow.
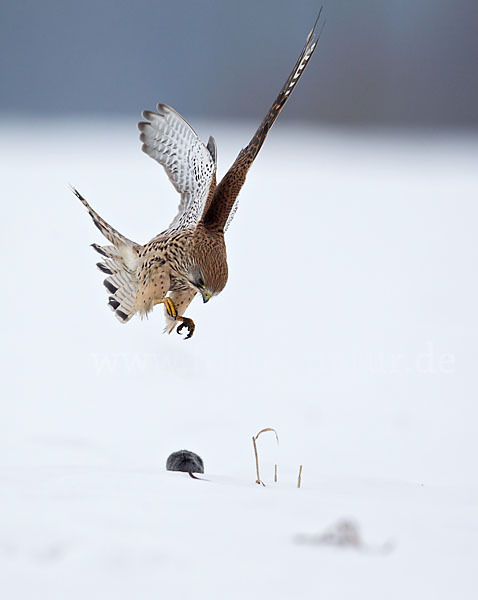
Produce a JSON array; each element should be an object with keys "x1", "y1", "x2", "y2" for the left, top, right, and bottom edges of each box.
[{"x1": 166, "y1": 450, "x2": 204, "y2": 479}]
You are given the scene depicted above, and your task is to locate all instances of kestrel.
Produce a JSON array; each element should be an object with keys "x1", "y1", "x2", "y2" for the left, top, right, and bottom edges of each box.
[{"x1": 74, "y1": 12, "x2": 323, "y2": 339}]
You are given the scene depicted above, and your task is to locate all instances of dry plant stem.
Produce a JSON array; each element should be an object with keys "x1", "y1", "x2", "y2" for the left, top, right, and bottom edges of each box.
[
  {"x1": 252, "y1": 428, "x2": 279, "y2": 486},
  {"x1": 252, "y1": 436, "x2": 264, "y2": 486},
  {"x1": 274, "y1": 464, "x2": 278, "y2": 483},
  {"x1": 297, "y1": 465, "x2": 303, "y2": 488}
]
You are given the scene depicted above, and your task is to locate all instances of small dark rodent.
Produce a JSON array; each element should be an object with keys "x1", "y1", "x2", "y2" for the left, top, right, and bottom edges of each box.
[{"x1": 166, "y1": 450, "x2": 204, "y2": 479}]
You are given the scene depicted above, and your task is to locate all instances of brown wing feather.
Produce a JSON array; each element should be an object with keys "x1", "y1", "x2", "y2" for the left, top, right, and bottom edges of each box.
[{"x1": 201, "y1": 9, "x2": 324, "y2": 232}]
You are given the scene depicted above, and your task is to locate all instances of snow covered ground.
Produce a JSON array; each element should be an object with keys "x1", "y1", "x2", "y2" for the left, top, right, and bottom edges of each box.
[{"x1": 1, "y1": 118, "x2": 478, "y2": 598}]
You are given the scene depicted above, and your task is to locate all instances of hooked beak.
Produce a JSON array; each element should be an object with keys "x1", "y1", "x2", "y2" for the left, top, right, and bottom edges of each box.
[{"x1": 201, "y1": 291, "x2": 211, "y2": 303}]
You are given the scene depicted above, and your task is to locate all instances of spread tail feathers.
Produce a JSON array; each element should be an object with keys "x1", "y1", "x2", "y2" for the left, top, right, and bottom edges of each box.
[{"x1": 73, "y1": 186, "x2": 140, "y2": 323}]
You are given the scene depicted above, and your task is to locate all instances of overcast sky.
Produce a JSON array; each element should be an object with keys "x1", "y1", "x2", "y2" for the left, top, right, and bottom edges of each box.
[{"x1": 1, "y1": 0, "x2": 477, "y2": 126}]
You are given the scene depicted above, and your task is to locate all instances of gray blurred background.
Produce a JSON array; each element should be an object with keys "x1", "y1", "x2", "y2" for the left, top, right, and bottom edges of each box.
[{"x1": 1, "y1": 0, "x2": 477, "y2": 127}]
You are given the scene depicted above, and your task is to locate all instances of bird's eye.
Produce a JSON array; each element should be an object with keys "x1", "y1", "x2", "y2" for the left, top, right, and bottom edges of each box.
[{"x1": 198, "y1": 277, "x2": 205, "y2": 289}]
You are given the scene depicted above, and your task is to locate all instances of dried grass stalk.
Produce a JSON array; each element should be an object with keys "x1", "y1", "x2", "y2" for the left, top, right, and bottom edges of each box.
[
  {"x1": 297, "y1": 464, "x2": 303, "y2": 488},
  {"x1": 252, "y1": 428, "x2": 279, "y2": 486}
]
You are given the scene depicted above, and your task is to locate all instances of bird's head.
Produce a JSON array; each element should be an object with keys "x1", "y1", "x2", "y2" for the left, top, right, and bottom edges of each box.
[
  {"x1": 188, "y1": 262, "x2": 228, "y2": 303},
  {"x1": 188, "y1": 235, "x2": 228, "y2": 302}
]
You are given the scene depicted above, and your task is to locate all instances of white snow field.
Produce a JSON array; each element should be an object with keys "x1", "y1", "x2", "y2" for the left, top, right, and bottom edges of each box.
[{"x1": 1, "y1": 119, "x2": 478, "y2": 599}]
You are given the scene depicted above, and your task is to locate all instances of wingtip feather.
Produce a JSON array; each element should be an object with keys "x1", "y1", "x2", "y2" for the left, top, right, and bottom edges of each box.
[{"x1": 307, "y1": 6, "x2": 323, "y2": 43}]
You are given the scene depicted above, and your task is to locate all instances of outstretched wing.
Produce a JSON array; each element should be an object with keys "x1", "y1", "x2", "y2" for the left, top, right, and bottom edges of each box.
[
  {"x1": 201, "y1": 9, "x2": 324, "y2": 232},
  {"x1": 138, "y1": 104, "x2": 217, "y2": 232}
]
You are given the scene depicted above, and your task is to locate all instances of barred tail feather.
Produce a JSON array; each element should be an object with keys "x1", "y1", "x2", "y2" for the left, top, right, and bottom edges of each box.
[
  {"x1": 92, "y1": 243, "x2": 138, "y2": 323},
  {"x1": 72, "y1": 187, "x2": 137, "y2": 249},
  {"x1": 73, "y1": 186, "x2": 141, "y2": 324}
]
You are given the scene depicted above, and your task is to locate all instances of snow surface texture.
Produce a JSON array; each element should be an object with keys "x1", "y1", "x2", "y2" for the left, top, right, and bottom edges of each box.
[{"x1": 1, "y1": 120, "x2": 478, "y2": 599}]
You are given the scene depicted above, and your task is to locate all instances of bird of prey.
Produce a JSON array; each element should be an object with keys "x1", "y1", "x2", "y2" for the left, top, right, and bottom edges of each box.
[{"x1": 74, "y1": 11, "x2": 323, "y2": 339}]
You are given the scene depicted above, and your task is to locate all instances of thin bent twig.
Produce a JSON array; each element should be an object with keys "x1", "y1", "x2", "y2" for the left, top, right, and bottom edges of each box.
[{"x1": 252, "y1": 428, "x2": 279, "y2": 486}]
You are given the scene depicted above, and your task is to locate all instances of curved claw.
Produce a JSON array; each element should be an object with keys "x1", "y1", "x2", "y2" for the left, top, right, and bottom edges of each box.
[{"x1": 176, "y1": 317, "x2": 195, "y2": 340}]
